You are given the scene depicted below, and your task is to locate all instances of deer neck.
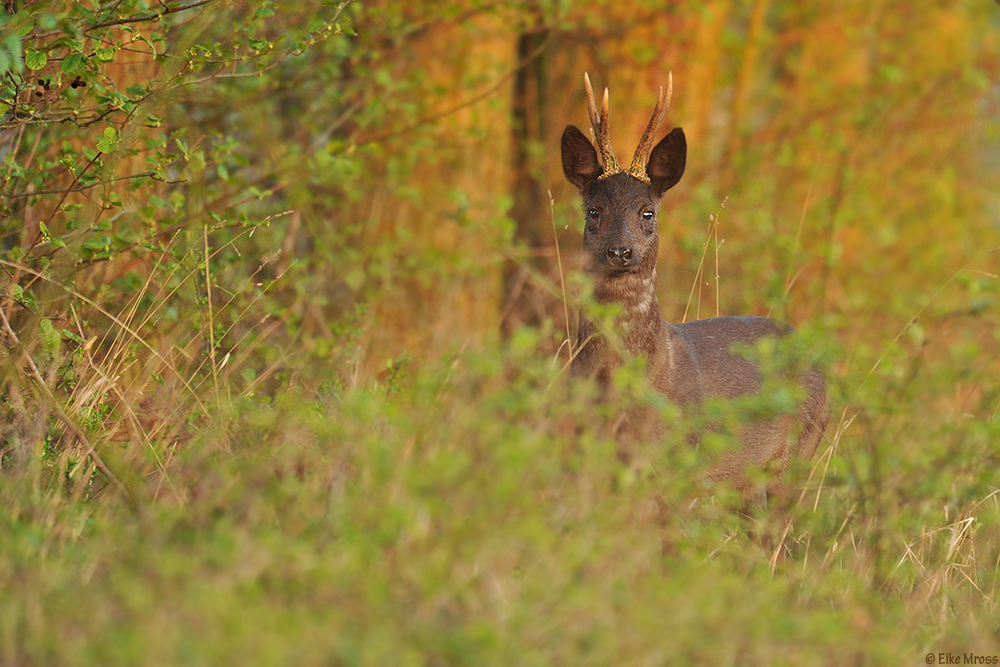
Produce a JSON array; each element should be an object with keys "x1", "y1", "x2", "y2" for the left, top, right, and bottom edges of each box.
[{"x1": 579, "y1": 267, "x2": 663, "y2": 359}]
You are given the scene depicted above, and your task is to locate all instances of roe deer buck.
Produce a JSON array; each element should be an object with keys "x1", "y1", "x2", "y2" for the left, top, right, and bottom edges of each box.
[{"x1": 561, "y1": 73, "x2": 829, "y2": 508}]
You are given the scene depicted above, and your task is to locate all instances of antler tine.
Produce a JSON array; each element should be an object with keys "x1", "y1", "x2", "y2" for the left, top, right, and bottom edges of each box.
[
  {"x1": 628, "y1": 71, "x2": 674, "y2": 179},
  {"x1": 601, "y1": 86, "x2": 610, "y2": 129},
  {"x1": 583, "y1": 72, "x2": 621, "y2": 174},
  {"x1": 584, "y1": 72, "x2": 600, "y2": 136}
]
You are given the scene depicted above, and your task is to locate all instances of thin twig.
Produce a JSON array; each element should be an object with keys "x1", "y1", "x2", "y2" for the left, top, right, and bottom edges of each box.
[
  {"x1": 549, "y1": 190, "x2": 572, "y2": 366},
  {"x1": 0, "y1": 172, "x2": 166, "y2": 198},
  {"x1": 27, "y1": 0, "x2": 219, "y2": 37},
  {"x1": 203, "y1": 224, "x2": 221, "y2": 410}
]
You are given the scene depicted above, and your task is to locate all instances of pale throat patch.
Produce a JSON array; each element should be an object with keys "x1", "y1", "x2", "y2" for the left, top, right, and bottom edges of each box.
[
  {"x1": 636, "y1": 271, "x2": 657, "y2": 314},
  {"x1": 620, "y1": 271, "x2": 657, "y2": 322}
]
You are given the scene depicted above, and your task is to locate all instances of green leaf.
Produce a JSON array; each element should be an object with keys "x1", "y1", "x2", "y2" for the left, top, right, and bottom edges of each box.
[
  {"x1": 188, "y1": 149, "x2": 205, "y2": 172},
  {"x1": 96, "y1": 127, "x2": 119, "y2": 153},
  {"x1": 10, "y1": 283, "x2": 37, "y2": 309},
  {"x1": 95, "y1": 47, "x2": 116, "y2": 62},
  {"x1": 61, "y1": 53, "x2": 86, "y2": 74},
  {"x1": 2, "y1": 35, "x2": 24, "y2": 74},
  {"x1": 4, "y1": 34, "x2": 23, "y2": 56},
  {"x1": 131, "y1": 33, "x2": 157, "y2": 57},
  {"x1": 248, "y1": 38, "x2": 270, "y2": 52},
  {"x1": 83, "y1": 235, "x2": 111, "y2": 252},
  {"x1": 24, "y1": 49, "x2": 47, "y2": 70},
  {"x1": 39, "y1": 318, "x2": 59, "y2": 354},
  {"x1": 344, "y1": 267, "x2": 366, "y2": 292},
  {"x1": 60, "y1": 327, "x2": 83, "y2": 344}
]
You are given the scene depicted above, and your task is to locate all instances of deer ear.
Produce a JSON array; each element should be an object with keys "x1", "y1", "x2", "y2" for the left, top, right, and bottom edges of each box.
[
  {"x1": 561, "y1": 125, "x2": 602, "y2": 191},
  {"x1": 647, "y1": 127, "x2": 686, "y2": 196}
]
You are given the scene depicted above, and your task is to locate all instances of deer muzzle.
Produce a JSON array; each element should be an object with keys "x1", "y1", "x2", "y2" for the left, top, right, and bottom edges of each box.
[{"x1": 606, "y1": 246, "x2": 634, "y2": 268}]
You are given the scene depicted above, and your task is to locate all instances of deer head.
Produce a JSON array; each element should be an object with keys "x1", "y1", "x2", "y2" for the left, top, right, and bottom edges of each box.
[{"x1": 561, "y1": 73, "x2": 686, "y2": 290}]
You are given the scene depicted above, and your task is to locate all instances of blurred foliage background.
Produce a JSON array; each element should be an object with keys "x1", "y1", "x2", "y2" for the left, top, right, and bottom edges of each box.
[{"x1": 1, "y1": 0, "x2": 999, "y2": 664}]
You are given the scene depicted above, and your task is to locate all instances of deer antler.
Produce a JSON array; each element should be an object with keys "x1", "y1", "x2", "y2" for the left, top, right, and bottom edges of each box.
[
  {"x1": 584, "y1": 73, "x2": 621, "y2": 176},
  {"x1": 627, "y1": 72, "x2": 673, "y2": 181}
]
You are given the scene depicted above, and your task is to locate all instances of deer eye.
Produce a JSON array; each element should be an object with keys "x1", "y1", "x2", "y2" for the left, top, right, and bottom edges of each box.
[
  {"x1": 588, "y1": 208, "x2": 600, "y2": 220},
  {"x1": 641, "y1": 210, "x2": 654, "y2": 221}
]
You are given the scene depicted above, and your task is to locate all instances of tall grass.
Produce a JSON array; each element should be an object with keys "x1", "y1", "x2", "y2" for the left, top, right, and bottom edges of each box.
[{"x1": 2, "y1": 222, "x2": 1000, "y2": 665}]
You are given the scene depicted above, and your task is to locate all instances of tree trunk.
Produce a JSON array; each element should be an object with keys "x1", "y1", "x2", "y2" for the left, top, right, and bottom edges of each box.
[{"x1": 501, "y1": 28, "x2": 551, "y2": 338}]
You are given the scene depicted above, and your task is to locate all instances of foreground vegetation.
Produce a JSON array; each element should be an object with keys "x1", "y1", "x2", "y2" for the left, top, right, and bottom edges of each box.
[
  {"x1": 4, "y1": 333, "x2": 1000, "y2": 664},
  {"x1": 2, "y1": 1, "x2": 999, "y2": 664}
]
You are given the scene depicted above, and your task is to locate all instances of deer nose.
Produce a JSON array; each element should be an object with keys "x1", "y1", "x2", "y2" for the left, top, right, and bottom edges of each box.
[{"x1": 606, "y1": 247, "x2": 632, "y2": 267}]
